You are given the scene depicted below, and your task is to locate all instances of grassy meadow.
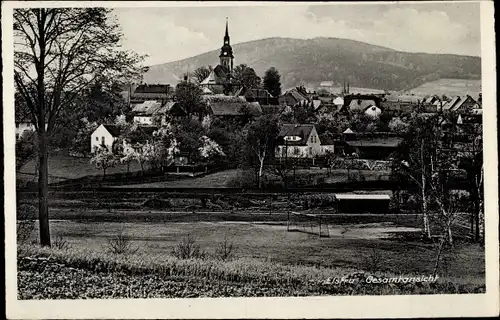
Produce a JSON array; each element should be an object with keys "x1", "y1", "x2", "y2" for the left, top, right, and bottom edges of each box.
[{"x1": 407, "y1": 78, "x2": 481, "y2": 97}]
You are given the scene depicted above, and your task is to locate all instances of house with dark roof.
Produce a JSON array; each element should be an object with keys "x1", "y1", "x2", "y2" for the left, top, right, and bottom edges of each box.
[
  {"x1": 341, "y1": 135, "x2": 403, "y2": 160},
  {"x1": 128, "y1": 84, "x2": 173, "y2": 104},
  {"x1": 203, "y1": 95, "x2": 262, "y2": 118},
  {"x1": 91, "y1": 124, "x2": 123, "y2": 152},
  {"x1": 278, "y1": 88, "x2": 309, "y2": 106},
  {"x1": 275, "y1": 124, "x2": 326, "y2": 158},
  {"x1": 340, "y1": 94, "x2": 383, "y2": 115},
  {"x1": 235, "y1": 87, "x2": 278, "y2": 105}
]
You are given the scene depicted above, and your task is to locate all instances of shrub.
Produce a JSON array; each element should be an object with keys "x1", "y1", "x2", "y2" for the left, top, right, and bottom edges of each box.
[
  {"x1": 172, "y1": 235, "x2": 206, "y2": 260},
  {"x1": 363, "y1": 248, "x2": 384, "y2": 272},
  {"x1": 17, "y1": 204, "x2": 37, "y2": 244},
  {"x1": 105, "y1": 228, "x2": 138, "y2": 255},
  {"x1": 142, "y1": 197, "x2": 171, "y2": 209},
  {"x1": 214, "y1": 236, "x2": 236, "y2": 261},
  {"x1": 52, "y1": 234, "x2": 70, "y2": 250}
]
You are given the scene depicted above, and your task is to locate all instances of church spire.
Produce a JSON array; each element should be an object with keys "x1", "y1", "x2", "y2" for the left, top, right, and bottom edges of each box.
[
  {"x1": 224, "y1": 17, "x2": 230, "y2": 45},
  {"x1": 220, "y1": 17, "x2": 234, "y2": 72}
]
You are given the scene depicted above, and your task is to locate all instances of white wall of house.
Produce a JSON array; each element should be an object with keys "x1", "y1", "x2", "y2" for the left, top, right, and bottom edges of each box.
[
  {"x1": 90, "y1": 124, "x2": 116, "y2": 153},
  {"x1": 15, "y1": 122, "x2": 49, "y2": 140},
  {"x1": 321, "y1": 145, "x2": 335, "y2": 154},
  {"x1": 133, "y1": 115, "x2": 154, "y2": 125},
  {"x1": 15, "y1": 122, "x2": 34, "y2": 140}
]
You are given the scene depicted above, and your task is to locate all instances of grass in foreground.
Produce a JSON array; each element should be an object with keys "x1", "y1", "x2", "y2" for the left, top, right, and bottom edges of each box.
[{"x1": 18, "y1": 235, "x2": 485, "y2": 299}]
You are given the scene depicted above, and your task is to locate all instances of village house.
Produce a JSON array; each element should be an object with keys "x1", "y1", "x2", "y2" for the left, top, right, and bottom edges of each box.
[
  {"x1": 131, "y1": 100, "x2": 178, "y2": 125},
  {"x1": 90, "y1": 124, "x2": 122, "y2": 152},
  {"x1": 126, "y1": 84, "x2": 173, "y2": 104},
  {"x1": 15, "y1": 115, "x2": 47, "y2": 141},
  {"x1": 275, "y1": 124, "x2": 326, "y2": 158},
  {"x1": 203, "y1": 95, "x2": 262, "y2": 119},
  {"x1": 278, "y1": 87, "x2": 309, "y2": 106},
  {"x1": 340, "y1": 94, "x2": 382, "y2": 118},
  {"x1": 339, "y1": 132, "x2": 403, "y2": 160},
  {"x1": 235, "y1": 87, "x2": 278, "y2": 105}
]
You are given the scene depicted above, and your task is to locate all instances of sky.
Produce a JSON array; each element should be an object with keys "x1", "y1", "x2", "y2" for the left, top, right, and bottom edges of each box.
[{"x1": 114, "y1": 2, "x2": 481, "y2": 66}]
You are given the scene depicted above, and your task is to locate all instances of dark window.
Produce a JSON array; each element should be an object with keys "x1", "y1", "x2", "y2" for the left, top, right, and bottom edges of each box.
[
  {"x1": 101, "y1": 136, "x2": 105, "y2": 145},
  {"x1": 16, "y1": 123, "x2": 19, "y2": 128}
]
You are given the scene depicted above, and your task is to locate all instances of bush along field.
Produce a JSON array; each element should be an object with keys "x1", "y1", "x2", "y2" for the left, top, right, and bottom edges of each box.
[{"x1": 18, "y1": 238, "x2": 485, "y2": 299}]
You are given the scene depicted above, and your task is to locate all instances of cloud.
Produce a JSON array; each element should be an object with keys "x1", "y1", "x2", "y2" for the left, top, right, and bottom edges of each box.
[{"x1": 114, "y1": 3, "x2": 480, "y2": 66}]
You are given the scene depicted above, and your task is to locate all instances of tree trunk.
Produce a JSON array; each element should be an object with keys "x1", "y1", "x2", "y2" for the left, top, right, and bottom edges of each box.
[
  {"x1": 421, "y1": 142, "x2": 431, "y2": 239},
  {"x1": 38, "y1": 131, "x2": 51, "y2": 247},
  {"x1": 258, "y1": 157, "x2": 265, "y2": 190},
  {"x1": 103, "y1": 167, "x2": 106, "y2": 179},
  {"x1": 127, "y1": 161, "x2": 130, "y2": 174}
]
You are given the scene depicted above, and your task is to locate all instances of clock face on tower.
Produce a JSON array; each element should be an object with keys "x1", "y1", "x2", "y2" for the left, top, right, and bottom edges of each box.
[{"x1": 224, "y1": 52, "x2": 227, "y2": 56}]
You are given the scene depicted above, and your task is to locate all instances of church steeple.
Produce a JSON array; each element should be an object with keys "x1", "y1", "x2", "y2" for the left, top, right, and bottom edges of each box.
[
  {"x1": 224, "y1": 18, "x2": 230, "y2": 45},
  {"x1": 219, "y1": 17, "x2": 234, "y2": 72}
]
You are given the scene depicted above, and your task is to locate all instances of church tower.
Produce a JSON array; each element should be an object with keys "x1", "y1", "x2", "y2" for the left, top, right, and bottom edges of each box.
[{"x1": 219, "y1": 18, "x2": 234, "y2": 72}]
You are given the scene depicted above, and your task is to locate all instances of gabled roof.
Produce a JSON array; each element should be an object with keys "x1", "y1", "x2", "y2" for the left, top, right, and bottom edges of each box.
[
  {"x1": 277, "y1": 124, "x2": 315, "y2": 146},
  {"x1": 348, "y1": 99, "x2": 377, "y2": 111},
  {"x1": 283, "y1": 89, "x2": 308, "y2": 103},
  {"x1": 200, "y1": 70, "x2": 218, "y2": 85},
  {"x1": 102, "y1": 124, "x2": 122, "y2": 137},
  {"x1": 343, "y1": 128, "x2": 355, "y2": 134},
  {"x1": 312, "y1": 100, "x2": 322, "y2": 110},
  {"x1": 131, "y1": 100, "x2": 162, "y2": 115},
  {"x1": 278, "y1": 124, "x2": 315, "y2": 137},
  {"x1": 156, "y1": 101, "x2": 178, "y2": 114},
  {"x1": 209, "y1": 101, "x2": 262, "y2": 117},
  {"x1": 443, "y1": 96, "x2": 461, "y2": 110},
  {"x1": 449, "y1": 95, "x2": 476, "y2": 112}
]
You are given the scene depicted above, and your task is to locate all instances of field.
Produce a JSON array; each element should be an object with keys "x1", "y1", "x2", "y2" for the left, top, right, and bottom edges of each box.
[
  {"x1": 407, "y1": 78, "x2": 481, "y2": 97},
  {"x1": 18, "y1": 211, "x2": 484, "y2": 298},
  {"x1": 17, "y1": 154, "x2": 143, "y2": 183}
]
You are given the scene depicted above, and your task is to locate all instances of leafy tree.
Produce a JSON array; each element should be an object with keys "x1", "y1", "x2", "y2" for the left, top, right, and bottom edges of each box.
[
  {"x1": 241, "y1": 67, "x2": 261, "y2": 90},
  {"x1": 14, "y1": 8, "x2": 145, "y2": 246},
  {"x1": 90, "y1": 146, "x2": 118, "y2": 178},
  {"x1": 233, "y1": 64, "x2": 261, "y2": 90},
  {"x1": 292, "y1": 101, "x2": 317, "y2": 124},
  {"x1": 198, "y1": 136, "x2": 225, "y2": 163},
  {"x1": 174, "y1": 81, "x2": 206, "y2": 120},
  {"x1": 388, "y1": 117, "x2": 410, "y2": 135},
  {"x1": 242, "y1": 115, "x2": 280, "y2": 189},
  {"x1": 192, "y1": 66, "x2": 213, "y2": 84},
  {"x1": 263, "y1": 67, "x2": 282, "y2": 98}
]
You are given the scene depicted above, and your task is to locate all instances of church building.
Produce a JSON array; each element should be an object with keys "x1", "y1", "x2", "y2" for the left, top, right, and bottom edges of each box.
[{"x1": 200, "y1": 19, "x2": 235, "y2": 95}]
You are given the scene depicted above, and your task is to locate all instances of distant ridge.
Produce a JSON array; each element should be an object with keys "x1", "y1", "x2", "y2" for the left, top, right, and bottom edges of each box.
[{"x1": 143, "y1": 37, "x2": 481, "y2": 91}]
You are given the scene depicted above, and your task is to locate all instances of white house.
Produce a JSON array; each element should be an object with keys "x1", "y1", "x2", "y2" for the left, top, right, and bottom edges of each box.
[
  {"x1": 131, "y1": 100, "x2": 163, "y2": 125},
  {"x1": 15, "y1": 121, "x2": 35, "y2": 140},
  {"x1": 90, "y1": 124, "x2": 122, "y2": 153},
  {"x1": 275, "y1": 124, "x2": 325, "y2": 158},
  {"x1": 15, "y1": 117, "x2": 48, "y2": 141}
]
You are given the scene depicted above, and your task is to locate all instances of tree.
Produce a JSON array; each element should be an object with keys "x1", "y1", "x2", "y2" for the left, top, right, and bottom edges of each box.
[
  {"x1": 233, "y1": 64, "x2": 260, "y2": 90},
  {"x1": 198, "y1": 135, "x2": 225, "y2": 163},
  {"x1": 90, "y1": 146, "x2": 118, "y2": 178},
  {"x1": 192, "y1": 66, "x2": 213, "y2": 84},
  {"x1": 174, "y1": 81, "x2": 206, "y2": 120},
  {"x1": 14, "y1": 8, "x2": 145, "y2": 246},
  {"x1": 263, "y1": 67, "x2": 282, "y2": 98},
  {"x1": 243, "y1": 115, "x2": 280, "y2": 189},
  {"x1": 241, "y1": 67, "x2": 261, "y2": 90}
]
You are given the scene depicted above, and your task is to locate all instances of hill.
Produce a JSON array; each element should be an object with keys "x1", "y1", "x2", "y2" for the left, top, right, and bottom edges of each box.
[{"x1": 143, "y1": 37, "x2": 481, "y2": 92}]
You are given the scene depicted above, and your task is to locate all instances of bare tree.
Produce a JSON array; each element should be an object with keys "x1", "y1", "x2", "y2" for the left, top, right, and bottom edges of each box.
[{"x1": 14, "y1": 8, "x2": 145, "y2": 246}]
